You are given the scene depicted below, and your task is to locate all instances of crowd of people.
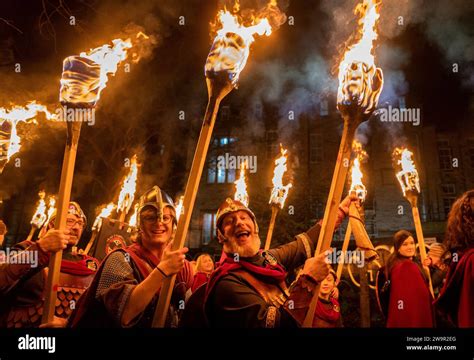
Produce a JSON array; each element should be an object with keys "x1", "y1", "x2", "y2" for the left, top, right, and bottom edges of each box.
[{"x1": 0, "y1": 187, "x2": 472, "y2": 328}]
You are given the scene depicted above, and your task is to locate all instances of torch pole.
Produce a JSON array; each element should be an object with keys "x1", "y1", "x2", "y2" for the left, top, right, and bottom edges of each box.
[
  {"x1": 264, "y1": 205, "x2": 279, "y2": 251},
  {"x1": 152, "y1": 76, "x2": 233, "y2": 327},
  {"x1": 84, "y1": 230, "x2": 98, "y2": 255},
  {"x1": 348, "y1": 202, "x2": 378, "y2": 261},
  {"x1": 41, "y1": 119, "x2": 83, "y2": 325},
  {"x1": 336, "y1": 223, "x2": 352, "y2": 281},
  {"x1": 302, "y1": 117, "x2": 357, "y2": 328},
  {"x1": 407, "y1": 193, "x2": 434, "y2": 298},
  {"x1": 26, "y1": 226, "x2": 37, "y2": 242}
]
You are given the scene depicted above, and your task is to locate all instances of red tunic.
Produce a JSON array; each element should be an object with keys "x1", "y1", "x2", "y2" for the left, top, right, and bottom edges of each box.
[
  {"x1": 435, "y1": 248, "x2": 474, "y2": 327},
  {"x1": 387, "y1": 259, "x2": 434, "y2": 328},
  {"x1": 191, "y1": 272, "x2": 210, "y2": 293}
]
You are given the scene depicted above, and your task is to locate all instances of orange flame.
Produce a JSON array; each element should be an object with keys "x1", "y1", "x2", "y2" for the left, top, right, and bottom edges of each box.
[
  {"x1": 393, "y1": 147, "x2": 420, "y2": 196},
  {"x1": 269, "y1": 144, "x2": 292, "y2": 208},
  {"x1": 60, "y1": 32, "x2": 149, "y2": 104},
  {"x1": 31, "y1": 190, "x2": 47, "y2": 228},
  {"x1": 117, "y1": 155, "x2": 138, "y2": 216},
  {"x1": 93, "y1": 202, "x2": 116, "y2": 231},
  {"x1": 350, "y1": 140, "x2": 368, "y2": 201},
  {"x1": 46, "y1": 196, "x2": 56, "y2": 224},
  {"x1": 0, "y1": 101, "x2": 57, "y2": 161},
  {"x1": 205, "y1": 1, "x2": 283, "y2": 85},
  {"x1": 175, "y1": 196, "x2": 185, "y2": 222},
  {"x1": 234, "y1": 161, "x2": 249, "y2": 207},
  {"x1": 128, "y1": 203, "x2": 139, "y2": 228},
  {"x1": 337, "y1": 0, "x2": 381, "y2": 107}
]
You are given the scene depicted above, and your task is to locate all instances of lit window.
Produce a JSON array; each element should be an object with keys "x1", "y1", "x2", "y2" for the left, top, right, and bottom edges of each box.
[
  {"x1": 320, "y1": 99, "x2": 328, "y2": 116},
  {"x1": 202, "y1": 212, "x2": 216, "y2": 245}
]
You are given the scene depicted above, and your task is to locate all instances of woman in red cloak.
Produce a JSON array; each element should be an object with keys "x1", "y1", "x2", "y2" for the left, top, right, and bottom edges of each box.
[{"x1": 386, "y1": 230, "x2": 434, "y2": 328}]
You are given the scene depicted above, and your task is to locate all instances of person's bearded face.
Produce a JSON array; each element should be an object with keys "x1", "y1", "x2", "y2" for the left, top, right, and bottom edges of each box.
[{"x1": 220, "y1": 210, "x2": 260, "y2": 258}]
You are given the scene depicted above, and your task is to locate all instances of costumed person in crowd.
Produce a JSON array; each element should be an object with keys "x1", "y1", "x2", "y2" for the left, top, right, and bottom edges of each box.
[
  {"x1": 68, "y1": 186, "x2": 193, "y2": 328},
  {"x1": 0, "y1": 202, "x2": 98, "y2": 328},
  {"x1": 423, "y1": 242, "x2": 449, "y2": 297},
  {"x1": 181, "y1": 194, "x2": 358, "y2": 328},
  {"x1": 384, "y1": 230, "x2": 434, "y2": 328},
  {"x1": 435, "y1": 190, "x2": 474, "y2": 328},
  {"x1": 313, "y1": 269, "x2": 342, "y2": 328},
  {"x1": 0, "y1": 220, "x2": 7, "y2": 248},
  {"x1": 191, "y1": 253, "x2": 215, "y2": 293}
]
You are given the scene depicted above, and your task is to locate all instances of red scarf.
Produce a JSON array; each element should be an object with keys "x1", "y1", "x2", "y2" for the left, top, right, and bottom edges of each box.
[
  {"x1": 124, "y1": 243, "x2": 161, "y2": 279},
  {"x1": 204, "y1": 251, "x2": 287, "y2": 302},
  {"x1": 315, "y1": 297, "x2": 341, "y2": 325}
]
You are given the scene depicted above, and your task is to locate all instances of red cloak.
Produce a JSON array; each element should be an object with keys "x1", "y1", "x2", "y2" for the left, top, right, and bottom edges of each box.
[{"x1": 387, "y1": 259, "x2": 434, "y2": 328}]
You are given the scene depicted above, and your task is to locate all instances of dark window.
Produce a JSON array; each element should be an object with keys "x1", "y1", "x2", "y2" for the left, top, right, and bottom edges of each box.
[
  {"x1": 266, "y1": 130, "x2": 278, "y2": 160},
  {"x1": 443, "y1": 198, "x2": 455, "y2": 219},
  {"x1": 441, "y1": 184, "x2": 456, "y2": 195},
  {"x1": 320, "y1": 99, "x2": 329, "y2": 116},
  {"x1": 201, "y1": 212, "x2": 216, "y2": 245},
  {"x1": 310, "y1": 133, "x2": 323, "y2": 163},
  {"x1": 207, "y1": 136, "x2": 238, "y2": 184},
  {"x1": 437, "y1": 140, "x2": 452, "y2": 171}
]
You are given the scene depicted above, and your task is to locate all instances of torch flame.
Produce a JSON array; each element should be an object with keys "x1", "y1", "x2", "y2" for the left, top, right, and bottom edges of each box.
[
  {"x1": 349, "y1": 141, "x2": 368, "y2": 202},
  {"x1": 205, "y1": 1, "x2": 283, "y2": 85},
  {"x1": 128, "y1": 203, "x2": 139, "y2": 228},
  {"x1": 93, "y1": 202, "x2": 116, "y2": 231},
  {"x1": 46, "y1": 196, "x2": 56, "y2": 223},
  {"x1": 234, "y1": 161, "x2": 249, "y2": 207},
  {"x1": 117, "y1": 154, "x2": 138, "y2": 216},
  {"x1": 60, "y1": 32, "x2": 150, "y2": 105},
  {"x1": 0, "y1": 101, "x2": 57, "y2": 161},
  {"x1": 31, "y1": 190, "x2": 47, "y2": 228},
  {"x1": 269, "y1": 144, "x2": 292, "y2": 208},
  {"x1": 337, "y1": 0, "x2": 383, "y2": 113},
  {"x1": 175, "y1": 196, "x2": 185, "y2": 222},
  {"x1": 393, "y1": 147, "x2": 420, "y2": 196}
]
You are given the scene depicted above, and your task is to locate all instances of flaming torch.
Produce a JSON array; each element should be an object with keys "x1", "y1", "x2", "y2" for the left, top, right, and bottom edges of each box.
[
  {"x1": 26, "y1": 190, "x2": 47, "y2": 241},
  {"x1": 304, "y1": 0, "x2": 384, "y2": 327},
  {"x1": 264, "y1": 145, "x2": 292, "y2": 250},
  {"x1": 116, "y1": 154, "x2": 139, "y2": 225},
  {"x1": 234, "y1": 161, "x2": 249, "y2": 207},
  {"x1": 393, "y1": 147, "x2": 434, "y2": 297},
  {"x1": 84, "y1": 202, "x2": 116, "y2": 255},
  {"x1": 337, "y1": 141, "x2": 377, "y2": 280},
  {"x1": 42, "y1": 35, "x2": 146, "y2": 325},
  {"x1": 175, "y1": 196, "x2": 184, "y2": 222},
  {"x1": 153, "y1": 1, "x2": 286, "y2": 327},
  {"x1": 0, "y1": 102, "x2": 57, "y2": 173},
  {"x1": 45, "y1": 196, "x2": 57, "y2": 224}
]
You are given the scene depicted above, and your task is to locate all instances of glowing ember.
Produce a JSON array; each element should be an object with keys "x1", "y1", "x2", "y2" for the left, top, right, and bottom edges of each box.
[
  {"x1": 205, "y1": 1, "x2": 284, "y2": 85},
  {"x1": 269, "y1": 144, "x2": 292, "y2": 208},
  {"x1": 349, "y1": 141, "x2": 368, "y2": 202},
  {"x1": 117, "y1": 155, "x2": 138, "y2": 216},
  {"x1": 234, "y1": 161, "x2": 249, "y2": 207},
  {"x1": 128, "y1": 203, "x2": 139, "y2": 228},
  {"x1": 393, "y1": 147, "x2": 420, "y2": 196},
  {"x1": 337, "y1": 0, "x2": 383, "y2": 114},
  {"x1": 175, "y1": 196, "x2": 185, "y2": 222},
  {"x1": 92, "y1": 202, "x2": 116, "y2": 231},
  {"x1": 31, "y1": 190, "x2": 47, "y2": 228},
  {"x1": 46, "y1": 196, "x2": 56, "y2": 223}
]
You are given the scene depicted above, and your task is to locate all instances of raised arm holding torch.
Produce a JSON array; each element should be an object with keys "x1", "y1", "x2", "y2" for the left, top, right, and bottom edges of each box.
[
  {"x1": 303, "y1": 0, "x2": 383, "y2": 327},
  {"x1": 153, "y1": 1, "x2": 286, "y2": 327}
]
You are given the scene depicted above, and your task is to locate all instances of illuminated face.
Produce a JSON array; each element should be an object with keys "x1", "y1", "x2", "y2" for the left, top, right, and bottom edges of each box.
[
  {"x1": 320, "y1": 274, "x2": 336, "y2": 297},
  {"x1": 398, "y1": 236, "x2": 416, "y2": 258},
  {"x1": 140, "y1": 206, "x2": 175, "y2": 247},
  {"x1": 64, "y1": 213, "x2": 85, "y2": 246},
  {"x1": 221, "y1": 210, "x2": 260, "y2": 258},
  {"x1": 198, "y1": 255, "x2": 215, "y2": 273}
]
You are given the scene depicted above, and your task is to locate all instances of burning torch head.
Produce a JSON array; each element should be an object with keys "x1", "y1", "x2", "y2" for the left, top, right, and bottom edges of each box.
[
  {"x1": 137, "y1": 186, "x2": 176, "y2": 228},
  {"x1": 60, "y1": 56, "x2": 102, "y2": 107},
  {"x1": 0, "y1": 122, "x2": 10, "y2": 173},
  {"x1": 337, "y1": 61, "x2": 383, "y2": 121},
  {"x1": 215, "y1": 198, "x2": 259, "y2": 242}
]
